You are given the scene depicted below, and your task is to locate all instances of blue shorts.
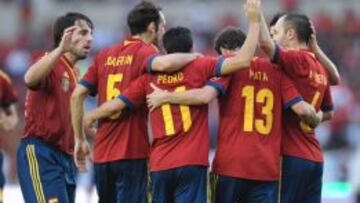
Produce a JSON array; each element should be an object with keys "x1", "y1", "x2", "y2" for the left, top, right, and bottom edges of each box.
[
  {"x1": 215, "y1": 175, "x2": 278, "y2": 203},
  {"x1": 0, "y1": 152, "x2": 4, "y2": 189},
  {"x1": 280, "y1": 155, "x2": 323, "y2": 203},
  {"x1": 151, "y1": 165, "x2": 207, "y2": 203},
  {"x1": 94, "y1": 158, "x2": 147, "y2": 203},
  {"x1": 17, "y1": 137, "x2": 77, "y2": 203}
]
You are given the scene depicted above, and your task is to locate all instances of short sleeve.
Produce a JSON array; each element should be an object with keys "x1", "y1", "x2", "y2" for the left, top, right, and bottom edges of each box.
[
  {"x1": 197, "y1": 56, "x2": 226, "y2": 78},
  {"x1": 117, "y1": 75, "x2": 148, "y2": 109},
  {"x1": 280, "y1": 72, "x2": 303, "y2": 109},
  {"x1": 26, "y1": 53, "x2": 55, "y2": 91},
  {"x1": 206, "y1": 76, "x2": 231, "y2": 96},
  {"x1": 79, "y1": 54, "x2": 101, "y2": 95},
  {"x1": 320, "y1": 86, "x2": 334, "y2": 112},
  {"x1": 0, "y1": 73, "x2": 17, "y2": 107},
  {"x1": 140, "y1": 45, "x2": 159, "y2": 73}
]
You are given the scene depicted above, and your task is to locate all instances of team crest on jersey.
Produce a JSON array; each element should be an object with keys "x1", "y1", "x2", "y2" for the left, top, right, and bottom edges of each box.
[{"x1": 61, "y1": 72, "x2": 70, "y2": 92}]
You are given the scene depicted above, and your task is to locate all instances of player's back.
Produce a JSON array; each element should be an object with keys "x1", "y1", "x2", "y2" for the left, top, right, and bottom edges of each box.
[
  {"x1": 81, "y1": 37, "x2": 158, "y2": 163},
  {"x1": 273, "y1": 47, "x2": 333, "y2": 162},
  {"x1": 122, "y1": 55, "x2": 224, "y2": 171},
  {"x1": 213, "y1": 57, "x2": 301, "y2": 180}
]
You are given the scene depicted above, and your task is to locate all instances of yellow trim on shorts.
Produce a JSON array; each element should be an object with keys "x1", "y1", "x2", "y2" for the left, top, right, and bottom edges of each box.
[{"x1": 26, "y1": 144, "x2": 46, "y2": 203}]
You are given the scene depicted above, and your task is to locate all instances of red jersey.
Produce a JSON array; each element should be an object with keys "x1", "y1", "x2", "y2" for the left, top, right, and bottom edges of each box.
[
  {"x1": 0, "y1": 70, "x2": 18, "y2": 148},
  {"x1": 119, "y1": 56, "x2": 226, "y2": 171},
  {"x1": 273, "y1": 45, "x2": 334, "y2": 162},
  {"x1": 80, "y1": 38, "x2": 158, "y2": 163},
  {"x1": 212, "y1": 57, "x2": 302, "y2": 180},
  {"x1": 23, "y1": 55, "x2": 78, "y2": 155}
]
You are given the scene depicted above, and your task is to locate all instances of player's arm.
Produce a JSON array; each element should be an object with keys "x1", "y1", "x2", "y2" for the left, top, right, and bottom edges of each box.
[
  {"x1": 321, "y1": 110, "x2": 334, "y2": 122},
  {"x1": 71, "y1": 85, "x2": 92, "y2": 142},
  {"x1": 291, "y1": 101, "x2": 321, "y2": 128},
  {"x1": 24, "y1": 26, "x2": 78, "y2": 88},
  {"x1": 148, "y1": 53, "x2": 200, "y2": 73},
  {"x1": 84, "y1": 98, "x2": 126, "y2": 129},
  {"x1": 219, "y1": 0, "x2": 261, "y2": 75},
  {"x1": 146, "y1": 83, "x2": 218, "y2": 111},
  {"x1": 0, "y1": 104, "x2": 19, "y2": 132},
  {"x1": 258, "y1": 11, "x2": 276, "y2": 59},
  {"x1": 308, "y1": 25, "x2": 340, "y2": 85}
]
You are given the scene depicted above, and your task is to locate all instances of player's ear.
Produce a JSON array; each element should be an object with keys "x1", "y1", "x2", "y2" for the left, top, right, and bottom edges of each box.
[
  {"x1": 286, "y1": 28, "x2": 296, "y2": 41},
  {"x1": 147, "y1": 22, "x2": 156, "y2": 35}
]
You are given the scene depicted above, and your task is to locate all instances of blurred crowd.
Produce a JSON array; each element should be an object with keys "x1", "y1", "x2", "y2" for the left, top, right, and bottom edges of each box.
[{"x1": 0, "y1": 0, "x2": 359, "y2": 196}]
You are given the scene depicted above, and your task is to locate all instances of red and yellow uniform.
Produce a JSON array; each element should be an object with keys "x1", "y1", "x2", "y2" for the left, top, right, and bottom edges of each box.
[
  {"x1": 213, "y1": 57, "x2": 302, "y2": 181},
  {"x1": 119, "y1": 56, "x2": 226, "y2": 171},
  {"x1": 80, "y1": 38, "x2": 159, "y2": 163},
  {"x1": 23, "y1": 55, "x2": 78, "y2": 155},
  {"x1": 273, "y1": 46, "x2": 334, "y2": 162}
]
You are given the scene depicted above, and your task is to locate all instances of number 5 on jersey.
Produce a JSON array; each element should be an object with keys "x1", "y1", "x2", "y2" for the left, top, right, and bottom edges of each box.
[{"x1": 107, "y1": 74, "x2": 123, "y2": 119}]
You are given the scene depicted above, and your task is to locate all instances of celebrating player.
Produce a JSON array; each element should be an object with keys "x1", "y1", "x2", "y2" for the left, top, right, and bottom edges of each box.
[
  {"x1": 259, "y1": 13, "x2": 336, "y2": 202},
  {"x1": 17, "y1": 12, "x2": 93, "y2": 203}
]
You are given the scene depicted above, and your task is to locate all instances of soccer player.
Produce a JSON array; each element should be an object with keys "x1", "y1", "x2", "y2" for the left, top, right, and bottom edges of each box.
[
  {"x1": 17, "y1": 12, "x2": 93, "y2": 203},
  {"x1": 146, "y1": 25, "x2": 322, "y2": 202},
  {"x1": 82, "y1": 1, "x2": 262, "y2": 202},
  {"x1": 259, "y1": 13, "x2": 336, "y2": 202},
  {"x1": 71, "y1": 2, "x2": 201, "y2": 203},
  {"x1": 0, "y1": 70, "x2": 18, "y2": 203}
]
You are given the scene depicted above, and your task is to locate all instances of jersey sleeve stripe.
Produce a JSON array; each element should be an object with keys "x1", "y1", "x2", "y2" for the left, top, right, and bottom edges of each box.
[
  {"x1": 79, "y1": 79, "x2": 97, "y2": 95},
  {"x1": 146, "y1": 54, "x2": 160, "y2": 73},
  {"x1": 206, "y1": 81, "x2": 226, "y2": 96},
  {"x1": 320, "y1": 104, "x2": 334, "y2": 112},
  {"x1": 118, "y1": 95, "x2": 135, "y2": 110},
  {"x1": 283, "y1": 96, "x2": 303, "y2": 109},
  {"x1": 215, "y1": 57, "x2": 226, "y2": 77}
]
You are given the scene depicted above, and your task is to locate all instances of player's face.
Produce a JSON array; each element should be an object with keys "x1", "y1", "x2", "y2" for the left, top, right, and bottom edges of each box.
[
  {"x1": 154, "y1": 11, "x2": 166, "y2": 45},
  {"x1": 71, "y1": 19, "x2": 93, "y2": 60},
  {"x1": 271, "y1": 16, "x2": 290, "y2": 48}
]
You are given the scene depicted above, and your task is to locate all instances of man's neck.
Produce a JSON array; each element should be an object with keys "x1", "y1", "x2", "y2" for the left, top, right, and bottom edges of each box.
[
  {"x1": 287, "y1": 41, "x2": 308, "y2": 50},
  {"x1": 132, "y1": 33, "x2": 153, "y2": 44},
  {"x1": 64, "y1": 52, "x2": 77, "y2": 66}
]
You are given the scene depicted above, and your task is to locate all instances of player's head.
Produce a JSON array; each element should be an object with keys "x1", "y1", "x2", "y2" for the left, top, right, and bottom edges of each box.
[
  {"x1": 269, "y1": 12, "x2": 286, "y2": 38},
  {"x1": 214, "y1": 26, "x2": 246, "y2": 56},
  {"x1": 127, "y1": 1, "x2": 165, "y2": 45},
  {"x1": 272, "y1": 13, "x2": 313, "y2": 48},
  {"x1": 163, "y1": 27, "x2": 193, "y2": 54},
  {"x1": 53, "y1": 12, "x2": 93, "y2": 60}
]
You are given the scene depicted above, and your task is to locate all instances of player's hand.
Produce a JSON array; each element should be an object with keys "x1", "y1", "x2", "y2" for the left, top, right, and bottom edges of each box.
[
  {"x1": 147, "y1": 83, "x2": 170, "y2": 112},
  {"x1": 84, "y1": 125, "x2": 97, "y2": 139},
  {"x1": 0, "y1": 117, "x2": 15, "y2": 132},
  {"x1": 74, "y1": 140, "x2": 91, "y2": 172},
  {"x1": 244, "y1": 0, "x2": 261, "y2": 23},
  {"x1": 58, "y1": 26, "x2": 80, "y2": 54},
  {"x1": 84, "y1": 113, "x2": 96, "y2": 131},
  {"x1": 308, "y1": 21, "x2": 320, "y2": 53}
]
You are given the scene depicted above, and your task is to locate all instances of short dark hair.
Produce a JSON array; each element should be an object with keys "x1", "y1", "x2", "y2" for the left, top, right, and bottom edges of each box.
[
  {"x1": 270, "y1": 12, "x2": 286, "y2": 27},
  {"x1": 163, "y1": 27, "x2": 192, "y2": 54},
  {"x1": 53, "y1": 12, "x2": 93, "y2": 47},
  {"x1": 284, "y1": 13, "x2": 313, "y2": 44},
  {"x1": 214, "y1": 26, "x2": 246, "y2": 55},
  {"x1": 127, "y1": 1, "x2": 162, "y2": 35}
]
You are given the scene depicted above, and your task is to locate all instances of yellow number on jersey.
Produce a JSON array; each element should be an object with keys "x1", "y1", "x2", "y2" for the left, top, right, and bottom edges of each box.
[
  {"x1": 241, "y1": 86, "x2": 274, "y2": 135},
  {"x1": 106, "y1": 74, "x2": 123, "y2": 119},
  {"x1": 161, "y1": 86, "x2": 192, "y2": 136},
  {"x1": 300, "y1": 91, "x2": 320, "y2": 133}
]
